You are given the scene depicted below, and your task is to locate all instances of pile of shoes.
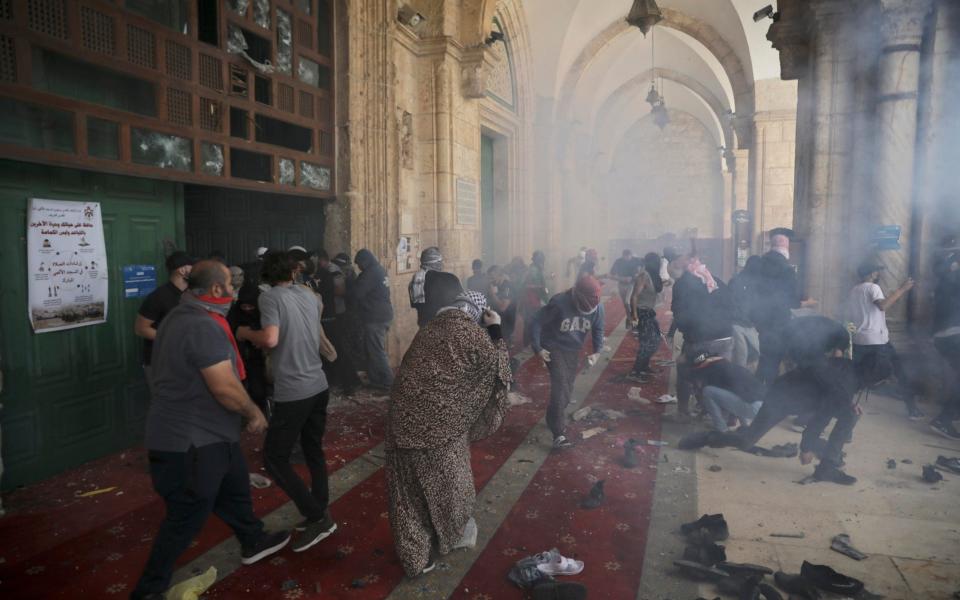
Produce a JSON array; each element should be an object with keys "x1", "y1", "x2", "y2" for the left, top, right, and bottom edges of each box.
[
  {"x1": 507, "y1": 548, "x2": 587, "y2": 599},
  {"x1": 672, "y1": 514, "x2": 871, "y2": 600}
]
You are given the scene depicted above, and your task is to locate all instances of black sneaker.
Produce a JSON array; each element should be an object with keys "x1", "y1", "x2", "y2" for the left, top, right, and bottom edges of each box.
[
  {"x1": 292, "y1": 514, "x2": 337, "y2": 552},
  {"x1": 936, "y1": 455, "x2": 960, "y2": 475},
  {"x1": 800, "y1": 561, "x2": 864, "y2": 596},
  {"x1": 680, "y1": 513, "x2": 729, "y2": 542},
  {"x1": 774, "y1": 571, "x2": 822, "y2": 600},
  {"x1": 930, "y1": 420, "x2": 960, "y2": 440},
  {"x1": 241, "y1": 530, "x2": 291, "y2": 565},
  {"x1": 813, "y1": 463, "x2": 857, "y2": 485}
]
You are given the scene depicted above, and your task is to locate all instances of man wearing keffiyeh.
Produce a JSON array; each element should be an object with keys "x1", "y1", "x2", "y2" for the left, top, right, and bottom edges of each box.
[
  {"x1": 408, "y1": 246, "x2": 445, "y2": 328},
  {"x1": 386, "y1": 276, "x2": 510, "y2": 577}
]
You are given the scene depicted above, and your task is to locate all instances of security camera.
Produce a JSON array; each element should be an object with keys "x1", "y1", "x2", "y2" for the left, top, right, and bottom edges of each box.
[
  {"x1": 752, "y1": 5, "x2": 777, "y2": 22},
  {"x1": 484, "y1": 31, "x2": 505, "y2": 46},
  {"x1": 398, "y1": 5, "x2": 426, "y2": 28}
]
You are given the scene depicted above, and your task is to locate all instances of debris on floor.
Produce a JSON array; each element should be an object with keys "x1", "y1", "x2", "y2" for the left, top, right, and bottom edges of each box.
[
  {"x1": 708, "y1": 465, "x2": 722, "y2": 472},
  {"x1": 830, "y1": 533, "x2": 868, "y2": 561},
  {"x1": 508, "y1": 391, "x2": 533, "y2": 406},
  {"x1": 74, "y1": 486, "x2": 117, "y2": 498},
  {"x1": 647, "y1": 439, "x2": 669, "y2": 447},
  {"x1": 656, "y1": 394, "x2": 678, "y2": 404},
  {"x1": 281, "y1": 579, "x2": 299, "y2": 591},
  {"x1": 769, "y1": 532, "x2": 805, "y2": 539},
  {"x1": 922, "y1": 464, "x2": 944, "y2": 483},
  {"x1": 580, "y1": 480, "x2": 605, "y2": 509},
  {"x1": 886, "y1": 459, "x2": 897, "y2": 469},
  {"x1": 571, "y1": 405, "x2": 627, "y2": 422},
  {"x1": 627, "y1": 387, "x2": 651, "y2": 404},
  {"x1": 167, "y1": 566, "x2": 217, "y2": 600},
  {"x1": 580, "y1": 426, "x2": 606, "y2": 440},
  {"x1": 249, "y1": 473, "x2": 272, "y2": 489}
]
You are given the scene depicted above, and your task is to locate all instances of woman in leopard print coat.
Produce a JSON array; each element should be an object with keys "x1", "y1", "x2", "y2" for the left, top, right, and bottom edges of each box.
[{"x1": 386, "y1": 291, "x2": 511, "y2": 577}]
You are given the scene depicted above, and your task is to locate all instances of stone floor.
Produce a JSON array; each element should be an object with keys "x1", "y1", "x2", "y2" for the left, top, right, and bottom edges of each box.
[{"x1": 683, "y1": 393, "x2": 960, "y2": 600}]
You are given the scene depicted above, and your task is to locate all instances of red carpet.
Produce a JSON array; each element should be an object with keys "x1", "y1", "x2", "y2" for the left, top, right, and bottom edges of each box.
[
  {"x1": 0, "y1": 292, "x2": 666, "y2": 599},
  {"x1": 451, "y1": 310, "x2": 670, "y2": 599}
]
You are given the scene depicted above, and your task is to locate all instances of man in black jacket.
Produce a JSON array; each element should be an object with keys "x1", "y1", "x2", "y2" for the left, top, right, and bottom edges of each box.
[
  {"x1": 931, "y1": 249, "x2": 960, "y2": 439},
  {"x1": 353, "y1": 249, "x2": 395, "y2": 389}
]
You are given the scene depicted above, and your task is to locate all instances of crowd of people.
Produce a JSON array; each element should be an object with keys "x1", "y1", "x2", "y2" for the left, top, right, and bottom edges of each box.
[{"x1": 127, "y1": 231, "x2": 960, "y2": 597}]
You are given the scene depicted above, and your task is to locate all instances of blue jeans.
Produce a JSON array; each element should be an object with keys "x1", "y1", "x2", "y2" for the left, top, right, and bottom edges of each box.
[
  {"x1": 702, "y1": 386, "x2": 762, "y2": 432},
  {"x1": 363, "y1": 321, "x2": 394, "y2": 387}
]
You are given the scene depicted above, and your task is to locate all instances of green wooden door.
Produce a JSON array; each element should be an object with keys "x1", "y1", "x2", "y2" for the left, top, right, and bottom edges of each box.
[
  {"x1": 0, "y1": 160, "x2": 183, "y2": 489},
  {"x1": 481, "y1": 134, "x2": 495, "y2": 264}
]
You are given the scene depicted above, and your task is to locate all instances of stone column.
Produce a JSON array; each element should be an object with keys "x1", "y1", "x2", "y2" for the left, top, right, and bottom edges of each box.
[
  {"x1": 872, "y1": 0, "x2": 934, "y2": 329},
  {"x1": 912, "y1": 0, "x2": 960, "y2": 324},
  {"x1": 798, "y1": 1, "x2": 858, "y2": 316}
]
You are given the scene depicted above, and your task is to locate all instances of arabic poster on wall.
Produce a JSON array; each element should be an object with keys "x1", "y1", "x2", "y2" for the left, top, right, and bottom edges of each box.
[{"x1": 27, "y1": 198, "x2": 109, "y2": 333}]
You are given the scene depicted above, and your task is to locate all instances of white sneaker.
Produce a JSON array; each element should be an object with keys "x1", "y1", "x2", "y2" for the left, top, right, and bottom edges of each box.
[
  {"x1": 552, "y1": 435, "x2": 574, "y2": 449},
  {"x1": 535, "y1": 548, "x2": 585, "y2": 576},
  {"x1": 656, "y1": 394, "x2": 678, "y2": 404}
]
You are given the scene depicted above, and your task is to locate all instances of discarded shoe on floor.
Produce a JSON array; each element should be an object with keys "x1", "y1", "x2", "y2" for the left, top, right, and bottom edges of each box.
[
  {"x1": 580, "y1": 480, "x2": 605, "y2": 509},
  {"x1": 508, "y1": 564, "x2": 552, "y2": 589},
  {"x1": 922, "y1": 464, "x2": 944, "y2": 483},
  {"x1": 716, "y1": 562, "x2": 773, "y2": 577},
  {"x1": 682, "y1": 541, "x2": 727, "y2": 566},
  {"x1": 800, "y1": 560, "x2": 864, "y2": 596},
  {"x1": 812, "y1": 463, "x2": 857, "y2": 485},
  {"x1": 935, "y1": 456, "x2": 960, "y2": 475},
  {"x1": 745, "y1": 443, "x2": 798, "y2": 458},
  {"x1": 622, "y1": 439, "x2": 639, "y2": 468},
  {"x1": 830, "y1": 533, "x2": 867, "y2": 561},
  {"x1": 678, "y1": 430, "x2": 713, "y2": 450},
  {"x1": 530, "y1": 580, "x2": 587, "y2": 600},
  {"x1": 680, "y1": 513, "x2": 729, "y2": 542},
  {"x1": 534, "y1": 549, "x2": 584, "y2": 576},
  {"x1": 773, "y1": 571, "x2": 821, "y2": 599},
  {"x1": 672, "y1": 559, "x2": 730, "y2": 581}
]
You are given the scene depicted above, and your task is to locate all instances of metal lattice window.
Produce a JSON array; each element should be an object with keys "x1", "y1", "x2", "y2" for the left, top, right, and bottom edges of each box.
[
  {"x1": 229, "y1": 64, "x2": 248, "y2": 97},
  {"x1": 127, "y1": 24, "x2": 156, "y2": 68},
  {"x1": 199, "y1": 97, "x2": 222, "y2": 131},
  {"x1": 299, "y1": 90, "x2": 314, "y2": 119},
  {"x1": 319, "y1": 130, "x2": 332, "y2": 154},
  {"x1": 297, "y1": 20, "x2": 313, "y2": 49},
  {"x1": 0, "y1": 0, "x2": 13, "y2": 20},
  {"x1": 28, "y1": 0, "x2": 67, "y2": 40},
  {"x1": 165, "y1": 40, "x2": 191, "y2": 80},
  {"x1": 198, "y1": 53, "x2": 223, "y2": 90},
  {"x1": 277, "y1": 83, "x2": 294, "y2": 113},
  {"x1": 0, "y1": 35, "x2": 15, "y2": 83},
  {"x1": 80, "y1": 6, "x2": 115, "y2": 56},
  {"x1": 166, "y1": 87, "x2": 192, "y2": 126}
]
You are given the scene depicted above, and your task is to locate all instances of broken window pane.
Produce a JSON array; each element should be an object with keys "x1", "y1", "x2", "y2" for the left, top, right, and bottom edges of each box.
[
  {"x1": 276, "y1": 9, "x2": 292, "y2": 74},
  {"x1": 300, "y1": 161, "x2": 330, "y2": 190},
  {"x1": 232, "y1": 148, "x2": 272, "y2": 182},
  {"x1": 298, "y1": 57, "x2": 319, "y2": 86},
  {"x1": 200, "y1": 142, "x2": 224, "y2": 176},
  {"x1": 87, "y1": 117, "x2": 119, "y2": 160},
  {"x1": 228, "y1": 0, "x2": 250, "y2": 16},
  {"x1": 279, "y1": 158, "x2": 295, "y2": 185},
  {"x1": 227, "y1": 24, "x2": 274, "y2": 73},
  {"x1": 131, "y1": 128, "x2": 192, "y2": 171},
  {"x1": 253, "y1": 0, "x2": 271, "y2": 29},
  {"x1": 255, "y1": 114, "x2": 312, "y2": 152}
]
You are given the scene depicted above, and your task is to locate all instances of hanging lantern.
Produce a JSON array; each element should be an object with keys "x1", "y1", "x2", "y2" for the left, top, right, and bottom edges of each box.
[
  {"x1": 626, "y1": 0, "x2": 664, "y2": 36},
  {"x1": 652, "y1": 102, "x2": 670, "y2": 129},
  {"x1": 645, "y1": 84, "x2": 661, "y2": 107}
]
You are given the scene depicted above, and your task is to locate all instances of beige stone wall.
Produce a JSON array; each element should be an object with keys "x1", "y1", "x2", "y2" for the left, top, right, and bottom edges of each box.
[
  {"x1": 750, "y1": 78, "x2": 798, "y2": 252},
  {"x1": 603, "y1": 111, "x2": 724, "y2": 245},
  {"x1": 330, "y1": 0, "x2": 535, "y2": 364}
]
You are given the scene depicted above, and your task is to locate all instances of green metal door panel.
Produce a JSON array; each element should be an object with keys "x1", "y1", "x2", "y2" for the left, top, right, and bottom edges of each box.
[
  {"x1": 0, "y1": 160, "x2": 183, "y2": 489},
  {"x1": 481, "y1": 135, "x2": 495, "y2": 264}
]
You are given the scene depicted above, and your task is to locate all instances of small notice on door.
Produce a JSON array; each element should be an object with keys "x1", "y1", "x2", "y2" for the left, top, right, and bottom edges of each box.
[
  {"x1": 122, "y1": 265, "x2": 157, "y2": 298},
  {"x1": 456, "y1": 177, "x2": 478, "y2": 226}
]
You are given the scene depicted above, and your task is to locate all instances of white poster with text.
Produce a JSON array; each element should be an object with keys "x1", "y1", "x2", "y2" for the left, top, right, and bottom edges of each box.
[{"x1": 27, "y1": 198, "x2": 109, "y2": 333}]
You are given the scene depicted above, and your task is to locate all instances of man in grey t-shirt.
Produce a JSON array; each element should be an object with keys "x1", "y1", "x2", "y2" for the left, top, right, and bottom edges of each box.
[{"x1": 237, "y1": 251, "x2": 337, "y2": 553}]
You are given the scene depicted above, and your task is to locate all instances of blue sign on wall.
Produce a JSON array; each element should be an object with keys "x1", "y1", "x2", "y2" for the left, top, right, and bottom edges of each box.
[
  {"x1": 872, "y1": 225, "x2": 901, "y2": 251},
  {"x1": 122, "y1": 265, "x2": 157, "y2": 298}
]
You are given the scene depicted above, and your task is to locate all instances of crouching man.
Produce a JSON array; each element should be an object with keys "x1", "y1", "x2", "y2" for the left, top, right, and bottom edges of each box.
[{"x1": 132, "y1": 261, "x2": 289, "y2": 600}]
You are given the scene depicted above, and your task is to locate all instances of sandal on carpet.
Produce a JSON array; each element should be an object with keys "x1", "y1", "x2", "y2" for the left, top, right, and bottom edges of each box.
[
  {"x1": 535, "y1": 549, "x2": 584, "y2": 576},
  {"x1": 531, "y1": 580, "x2": 588, "y2": 600}
]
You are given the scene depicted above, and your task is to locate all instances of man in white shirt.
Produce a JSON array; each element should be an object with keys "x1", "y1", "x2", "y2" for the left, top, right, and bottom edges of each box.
[{"x1": 846, "y1": 259, "x2": 918, "y2": 418}]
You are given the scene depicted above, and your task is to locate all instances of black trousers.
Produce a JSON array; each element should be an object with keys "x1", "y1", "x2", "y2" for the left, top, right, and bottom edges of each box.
[
  {"x1": 852, "y1": 342, "x2": 918, "y2": 410},
  {"x1": 546, "y1": 348, "x2": 581, "y2": 438},
  {"x1": 132, "y1": 442, "x2": 264, "y2": 597},
  {"x1": 935, "y1": 334, "x2": 960, "y2": 423},
  {"x1": 322, "y1": 318, "x2": 362, "y2": 390},
  {"x1": 757, "y1": 327, "x2": 787, "y2": 384},
  {"x1": 737, "y1": 393, "x2": 858, "y2": 466},
  {"x1": 264, "y1": 390, "x2": 331, "y2": 522}
]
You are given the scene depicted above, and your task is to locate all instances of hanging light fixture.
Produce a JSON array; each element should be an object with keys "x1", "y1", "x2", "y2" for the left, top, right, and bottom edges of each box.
[
  {"x1": 646, "y1": 27, "x2": 669, "y2": 129},
  {"x1": 626, "y1": 0, "x2": 664, "y2": 36}
]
